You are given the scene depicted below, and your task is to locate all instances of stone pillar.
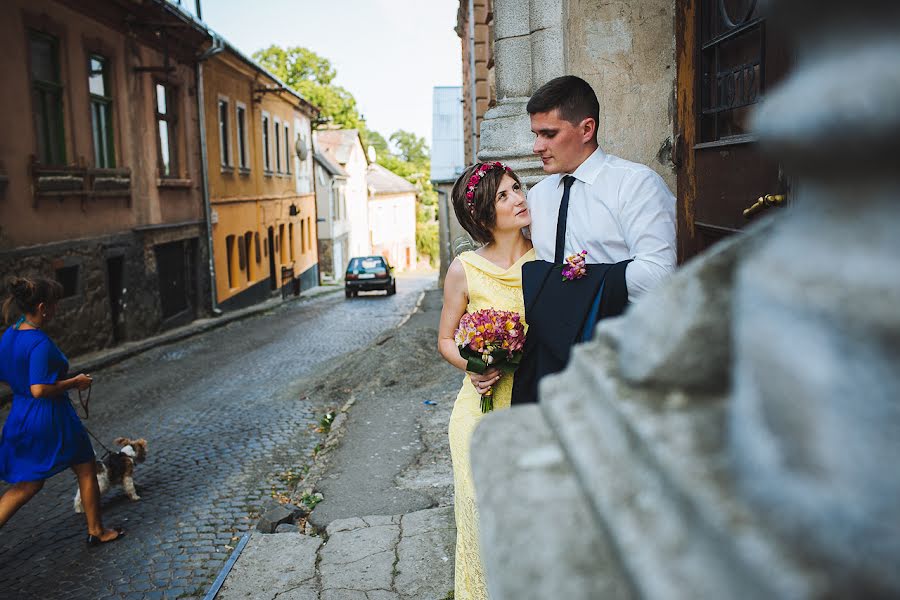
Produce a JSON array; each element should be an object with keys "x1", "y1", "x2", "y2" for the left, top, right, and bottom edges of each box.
[
  {"x1": 478, "y1": 0, "x2": 566, "y2": 184},
  {"x1": 471, "y1": 0, "x2": 900, "y2": 597}
]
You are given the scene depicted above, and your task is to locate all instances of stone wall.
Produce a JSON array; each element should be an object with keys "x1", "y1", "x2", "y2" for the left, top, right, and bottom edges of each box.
[
  {"x1": 565, "y1": 0, "x2": 676, "y2": 191},
  {"x1": 0, "y1": 226, "x2": 207, "y2": 358}
]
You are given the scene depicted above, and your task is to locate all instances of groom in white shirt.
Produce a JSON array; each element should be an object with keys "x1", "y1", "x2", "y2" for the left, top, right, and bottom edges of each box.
[
  {"x1": 528, "y1": 75, "x2": 676, "y2": 301},
  {"x1": 512, "y1": 75, "x2": 676, "y2": 404}
]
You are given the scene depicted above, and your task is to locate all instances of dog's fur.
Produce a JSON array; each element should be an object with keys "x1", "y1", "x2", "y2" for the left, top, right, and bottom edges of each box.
[{"x1": 74, "y1": 437, "x2": 148, "y2": 513}]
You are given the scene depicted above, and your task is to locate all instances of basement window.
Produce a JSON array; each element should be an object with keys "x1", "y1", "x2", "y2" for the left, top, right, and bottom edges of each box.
[{"x1": 55, "y1": 264, "x2": 80, "y2": 298}]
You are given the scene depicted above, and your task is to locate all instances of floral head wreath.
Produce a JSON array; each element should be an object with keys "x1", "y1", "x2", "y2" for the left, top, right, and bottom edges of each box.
[{"x1": 465, "y1": 161, "x2": 513, "y2": 214}]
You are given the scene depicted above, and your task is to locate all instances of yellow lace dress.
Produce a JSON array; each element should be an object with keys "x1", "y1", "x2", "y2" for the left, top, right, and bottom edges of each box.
[{"x1": 449, "y1": 248, "x2": 534, "y2": 600}]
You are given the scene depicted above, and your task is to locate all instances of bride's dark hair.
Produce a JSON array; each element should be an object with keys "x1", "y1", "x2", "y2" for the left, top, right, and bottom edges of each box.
[{"x1": 451, "y1": 163, "x2": 521, "y2": 245}]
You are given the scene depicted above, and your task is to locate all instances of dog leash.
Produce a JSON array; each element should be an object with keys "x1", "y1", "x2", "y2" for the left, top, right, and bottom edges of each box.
[{"x1": 74, "y1": 384, "x2": 115, "y2": 459}]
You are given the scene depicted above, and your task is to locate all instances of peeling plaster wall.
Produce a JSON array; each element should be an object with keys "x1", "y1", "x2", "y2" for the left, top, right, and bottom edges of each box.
[{"x1": 565, "y1": 0, "x2": 677, "y2": 192}]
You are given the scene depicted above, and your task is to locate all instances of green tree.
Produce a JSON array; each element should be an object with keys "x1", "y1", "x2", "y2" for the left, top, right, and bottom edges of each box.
[
  {"x1": 365, "y1": 130, "x2": 391, "y2": 160},
  {"x1": 253, "y1": 45, "x2": 364, "y2": 131},
  {"x1": 390, "y1": 130, "x2": 429, "y2": 167}
]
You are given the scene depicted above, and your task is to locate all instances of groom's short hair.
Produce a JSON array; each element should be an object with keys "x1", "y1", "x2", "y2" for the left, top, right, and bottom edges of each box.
[{"x1": 527, "y1": 75, "x2": 600, "y2": 127}]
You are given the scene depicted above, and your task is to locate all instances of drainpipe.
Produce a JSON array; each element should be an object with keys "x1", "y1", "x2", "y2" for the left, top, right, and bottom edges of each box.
[
  {"x1": 196, "y1": 36, "x2": 224, "y2": 314},
  {"x1": 468, "y1": 0, "x2": 478, "y2": 162}
]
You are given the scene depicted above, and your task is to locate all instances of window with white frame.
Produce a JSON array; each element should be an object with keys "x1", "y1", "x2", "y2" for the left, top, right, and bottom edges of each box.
[
  {"x1": 274, "y1": 116, "x2": 282, "y2": 174},
  {"x1": 218, "y1": 96, "x2": 231, "y2": 168},
  {"x1": 261, "y1": 111, "x2": 272, "y2": 173},
  {"x1": 236, "y1": 102, "x2": 249, "y2": 171},
  {"x1": 283, "y1": 122, "x2": 291, "y2": 174},
  {"x1": 88, "y1": 54, "x2": 115, "y2": 168}
]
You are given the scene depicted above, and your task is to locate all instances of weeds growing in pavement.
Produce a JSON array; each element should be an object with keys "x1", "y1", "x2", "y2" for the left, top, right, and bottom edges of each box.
[
  {"x1": 299, "y1": 492, "x2": 323, "y2": 511},
  {"x1": 317, "y1": 411, "x2": 336, "y2": 434}
]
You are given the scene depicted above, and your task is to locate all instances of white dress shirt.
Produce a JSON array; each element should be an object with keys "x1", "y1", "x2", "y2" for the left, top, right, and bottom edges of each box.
[{"x1": 526, "y1": 147, "x2": 676, "y2": 300}]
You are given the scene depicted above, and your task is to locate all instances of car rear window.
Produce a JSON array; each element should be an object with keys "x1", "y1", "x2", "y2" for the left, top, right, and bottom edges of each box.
[{"x1": 348, "y1": 257, "x2": 386, "y2": 272}]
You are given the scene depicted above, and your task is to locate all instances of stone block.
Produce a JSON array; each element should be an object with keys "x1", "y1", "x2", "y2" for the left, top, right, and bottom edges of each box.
[
  {"x1": 530, "y1": 27, "x2": 567, "y2": 89},
  {"x1": 530, "y1": 0, "x2": 565, "y2": 31},
  {"x1": 494, "y1": 36, "x2": 532, "y2": 98},
  {"x1": 395, "y1": 507, "x2": 455, "y2": 600},
  {"x1": 256, "y1": 501, "x2": 305, "y2": 534},
  {"x1": 471, "y1": 406, "x2": 631, "y2": 599},
  {"x1": 217, "y1": 532, "x2": 320, "y2": 600},
  {"x1": 319, "y1": 522, "x2": 399, "y2": 592},
  {"x1": 597, "y1": 227, "x2": 762, "y2": 393},
  {"x1": 493, "y1": 0, "x2": 530, "y2": 39}
]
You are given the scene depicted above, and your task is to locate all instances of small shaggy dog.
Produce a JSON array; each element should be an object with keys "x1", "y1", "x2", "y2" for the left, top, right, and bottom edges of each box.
[{"x1": 74, "y1": 437, "x2": 148, "y2": 513}]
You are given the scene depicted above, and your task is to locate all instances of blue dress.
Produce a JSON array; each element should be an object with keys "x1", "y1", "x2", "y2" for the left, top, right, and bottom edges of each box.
[{"x1": 0, "y1": 326, "x2": 94, "y2": 483}]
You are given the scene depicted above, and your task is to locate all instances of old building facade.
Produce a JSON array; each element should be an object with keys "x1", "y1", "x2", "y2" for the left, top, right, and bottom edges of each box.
[
  {"x1": 0, "y1": 0, "x2": 211, "y2": 356},
  {"x1": 203, "y1": 43, "x2": 319, "y2": 311},
  {"x1": 455, "y1": 0, "x2": 790, "y2": 262},
  {"x1": 456, "y1": 0, "x2": 495, "y2": 166},
  {"x1": 314, "y1": 129, "x2": 370, "y2": 259},
  {"x1": 366, "y1": 164, "x2": 417, "y2": 271},
  {"x1": 313, "y1": 150, "x2": 350, "y2": 281}
]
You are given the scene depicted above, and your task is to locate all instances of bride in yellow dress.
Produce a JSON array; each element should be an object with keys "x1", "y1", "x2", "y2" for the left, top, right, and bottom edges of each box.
[{"x1": 438, "y1": 162, "x2": 534, "y2": 600}]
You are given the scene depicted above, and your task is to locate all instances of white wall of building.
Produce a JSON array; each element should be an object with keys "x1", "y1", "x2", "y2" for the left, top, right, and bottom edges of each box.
[{"x1": 369, "y1": 192, "x2": 417, "y2": 270}]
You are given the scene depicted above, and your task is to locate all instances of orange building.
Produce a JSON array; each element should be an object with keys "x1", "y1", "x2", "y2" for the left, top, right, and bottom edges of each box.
[{"x1": 202, "y1": 43, "x2": 319, "y2": 310}]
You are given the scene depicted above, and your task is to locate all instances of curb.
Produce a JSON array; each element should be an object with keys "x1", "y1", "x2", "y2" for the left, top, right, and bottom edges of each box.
[{"x1": 274, "y1": 288, "x2": 431, "y2": 534}]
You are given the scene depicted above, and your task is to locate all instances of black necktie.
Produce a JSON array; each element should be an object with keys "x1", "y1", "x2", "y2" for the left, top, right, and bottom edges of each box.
[{"x1": 554, "y1": 175, "x2": 576, "y2": 263}]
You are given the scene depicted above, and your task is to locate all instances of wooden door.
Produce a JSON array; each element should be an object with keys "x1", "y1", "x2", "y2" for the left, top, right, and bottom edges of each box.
[{"x1": 675, "y1": 0, "x2": 791, "y2": 260}]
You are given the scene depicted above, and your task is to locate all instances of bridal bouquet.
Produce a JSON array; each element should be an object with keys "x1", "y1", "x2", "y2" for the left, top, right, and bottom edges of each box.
[{"x1": 454, "y1": 308, "x2": 527, "y2": 413}]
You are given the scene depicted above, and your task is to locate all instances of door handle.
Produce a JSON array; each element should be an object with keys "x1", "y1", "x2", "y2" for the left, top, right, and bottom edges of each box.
[{"x1": 743, "y1": 194, "x2": 786, "y2": 219}]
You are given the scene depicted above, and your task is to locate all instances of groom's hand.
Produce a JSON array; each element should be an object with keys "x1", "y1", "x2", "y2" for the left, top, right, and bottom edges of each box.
[{"x1": 469, "y1": 368, "x2": 501, "y2": 394}]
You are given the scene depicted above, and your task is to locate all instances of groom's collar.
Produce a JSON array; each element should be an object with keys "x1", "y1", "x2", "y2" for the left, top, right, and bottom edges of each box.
[{"x1": 555, "y1": 146, "x2": 607, "y2": 187}]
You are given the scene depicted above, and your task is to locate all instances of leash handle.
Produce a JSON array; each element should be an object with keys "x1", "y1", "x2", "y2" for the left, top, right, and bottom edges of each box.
[
  {"x1": 77, "y1": 383, "x2": 91, "y2": 420},
  {"x1": 72, "y1": 383, "x2": 115, "y2": 458}
]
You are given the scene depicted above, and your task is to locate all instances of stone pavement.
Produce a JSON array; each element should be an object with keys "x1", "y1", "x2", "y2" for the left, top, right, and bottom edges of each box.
[
  {"x1": 218, "y1": 508, "x2": 455, "y2": 600},
  {"x1": 215, "y1": 289, "x2": 461, "y2": 600}
]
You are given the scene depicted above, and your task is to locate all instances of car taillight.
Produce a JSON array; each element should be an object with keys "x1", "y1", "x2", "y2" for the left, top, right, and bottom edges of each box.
[{"x1": 347, "y1": 273, "x2": 358, "y2": 280}]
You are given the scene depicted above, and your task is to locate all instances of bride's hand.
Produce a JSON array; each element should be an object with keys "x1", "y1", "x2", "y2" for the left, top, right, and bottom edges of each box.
[{"x1": 469, "y1": 368, "x2": 501, "y2": 394}]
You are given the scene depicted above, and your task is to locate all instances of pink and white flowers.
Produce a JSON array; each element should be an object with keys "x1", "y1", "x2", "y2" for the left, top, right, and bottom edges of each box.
[
  {"x1": 562, "y1": 250, "x2": 588, "y2": 281},
  {"x1": 454, "y1": 308, "x2": 526, "y2": 412}
]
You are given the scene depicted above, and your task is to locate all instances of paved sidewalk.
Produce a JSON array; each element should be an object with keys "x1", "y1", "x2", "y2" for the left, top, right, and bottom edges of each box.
[
  {"x1": 218, "y1": 508, "x2": 455, "y2": 600},
  {"x1": 214, "y1": 288, "x2": 461, "y2": 600}
]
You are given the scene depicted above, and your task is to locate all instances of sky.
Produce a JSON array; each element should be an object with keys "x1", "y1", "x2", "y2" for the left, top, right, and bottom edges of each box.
[{"x1": 192, "y1": 0, "x2": 463, "y2": 148}]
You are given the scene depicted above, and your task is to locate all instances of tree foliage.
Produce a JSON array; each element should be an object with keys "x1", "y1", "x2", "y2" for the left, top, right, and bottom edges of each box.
[
  {"x1": 252, "y1": 45, "x2": 365, "y2": 131},
  {"x1": 390, "y1": 130, "x2": 429, "y2": 166}
]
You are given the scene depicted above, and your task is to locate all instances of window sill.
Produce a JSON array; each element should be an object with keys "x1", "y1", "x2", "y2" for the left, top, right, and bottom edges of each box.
[
  {"x1": 157, "y1": 178, "x2": 193, "y2": 189},
  {"x1": 264, "y1": 170, "x2": 274, "y2": 178},
  {"x1": 220, "y1": 165, "x2": 235, "y2": 175},
  {"x1": 239, "y1": 167, "x2": 251, "y2": 177}
]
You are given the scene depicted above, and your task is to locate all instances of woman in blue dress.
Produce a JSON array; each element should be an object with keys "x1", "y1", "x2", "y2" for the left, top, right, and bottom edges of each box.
[{"x1": 0, "y1": 276, "x2": 123, "y2": 544}]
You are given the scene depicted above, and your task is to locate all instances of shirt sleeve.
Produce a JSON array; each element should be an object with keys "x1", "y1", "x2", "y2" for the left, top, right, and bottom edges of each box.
[
  {"x1": 28, "y1": 338, "x2": 63, "y2": 386},
  {"x1": 618, "y1": 168, "x2": 677, "y2": 300}
]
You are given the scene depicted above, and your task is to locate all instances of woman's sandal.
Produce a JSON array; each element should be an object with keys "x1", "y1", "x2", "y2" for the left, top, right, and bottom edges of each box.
[{"x1": 86, "y1": 527, "x2": 125, "y2": 546}]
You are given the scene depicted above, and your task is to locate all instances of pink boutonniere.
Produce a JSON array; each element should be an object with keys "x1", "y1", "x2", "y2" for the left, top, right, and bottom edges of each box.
[{"x1": 562, "y1": 250, "x2": 588, "y2": 281}]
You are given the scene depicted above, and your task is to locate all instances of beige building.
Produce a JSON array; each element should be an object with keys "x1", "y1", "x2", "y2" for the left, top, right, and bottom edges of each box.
[
  {"x1": 366, "y1": 164, "x2": 417, "y2": 271},
  {"x1": 0, "y1": 0, "x2": 211, "y2": 356}
]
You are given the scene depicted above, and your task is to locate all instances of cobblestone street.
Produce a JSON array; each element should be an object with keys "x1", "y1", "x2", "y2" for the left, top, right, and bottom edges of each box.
[{"x1": 0, "y1": 274, "x2": 433, "y2": 600}]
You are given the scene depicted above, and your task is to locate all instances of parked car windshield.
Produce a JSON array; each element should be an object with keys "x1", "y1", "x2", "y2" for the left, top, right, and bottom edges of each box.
[{"x1": 347, "y1": 257, "x2": 387, "y2": 273}]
